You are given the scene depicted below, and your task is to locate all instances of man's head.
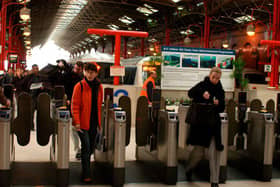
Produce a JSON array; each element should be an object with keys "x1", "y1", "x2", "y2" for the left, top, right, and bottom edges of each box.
[
  {"x1": 83, "y1": 62, "x2": 98, "y2": 81},
  {"x1": 149, "y1": 71, "x2": 157, "y2": 79},
  {"x1": 209, "y1": 67, "x2": 222, "y2": 85},
  {"x1": 73, "y1": 61, "x2": 83, "y2": 74},
  {"x1": 32, "y1": 64, "x2": 39, "y2": 75},
  {"x1": 56, "y1": 59, "x2": 67, "y2": 69}
]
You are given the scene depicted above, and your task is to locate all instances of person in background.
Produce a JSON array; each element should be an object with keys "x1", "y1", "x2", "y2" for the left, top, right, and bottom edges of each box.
[
  {"x1": 140, "y1": 71, "x2": 157, "y2": 104},
  {"x1": 64, "y1": 61, "x2": 84, "y2": 160},
  {"x1": 50, "y1": 59, "x2": 72, "y2": 86},
  {"x1": 71, "y1": 62, "x2": 103, "y2": 183},
  {"x1": 0, "y1": 86, "x2": 11, "y2": 107},
  {"x1": 2, "y1": 67, "x2": 14, "y2": 85},
  {"x1": 12, "y1": 68, "x2": 25, "y2": 97},
  {"x1": 185, "y1": 67, "x2": 225, "y2": 187},
  {"x1": 24, "y1": 64, "x2": 44, "y2": 130}
]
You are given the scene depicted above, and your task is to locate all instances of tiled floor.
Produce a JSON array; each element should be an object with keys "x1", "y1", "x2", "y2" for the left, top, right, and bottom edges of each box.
[{"x1": 12, "y1": 126, "x2": 280, "y2": 187}]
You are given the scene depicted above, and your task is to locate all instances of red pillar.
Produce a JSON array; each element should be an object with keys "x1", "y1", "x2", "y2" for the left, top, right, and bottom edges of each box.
[
  {"x1": 203, "y1": 0, "x2": 210, "y2": 48},
  {"x1": 141, "y1": 38, "x2": 145, "y2": 56},
  {"x1": 270, "y1": 0, "x2": 280, "y2": 88},
  {"x1": 114, "y1": 34, "x2": 121, "y2": 85},
  {"x1": 165, "y1": 16, "x2": 170, "y2": 46},
  {"x1": 0, "y1": 0, "x2": 8, "y2": 70}
]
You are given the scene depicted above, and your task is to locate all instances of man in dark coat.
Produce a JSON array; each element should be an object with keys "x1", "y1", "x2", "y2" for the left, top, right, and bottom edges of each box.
[
  {"x1": 64, "y1": 61, "x2": 84, "y2": 160},
  {"x1": 185, "y1": 67, "x2": 225, "y2": 187}
]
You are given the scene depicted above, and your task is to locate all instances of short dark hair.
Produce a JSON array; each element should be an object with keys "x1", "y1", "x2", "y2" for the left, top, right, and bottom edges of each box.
[
  {"x1": 76, "y1": 61, "x2": 83, "y2": 68},
  {"x1": 84, "y1": 62, "x2": 97, "y2": 72},
  {"x1": 32, "y1": 64, "x2": 38, "y2": 68}
]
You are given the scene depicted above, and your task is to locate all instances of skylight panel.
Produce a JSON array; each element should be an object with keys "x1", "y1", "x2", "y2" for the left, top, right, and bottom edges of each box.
[
  {"x1": 234, "y1": 15, "x2": 255, "y2": 23},
  {"x1": 137, "y1": 4, "x2": 158, "y2": 16},
  {"x1": 119, "y1": 15, "x2": 135, "y2": 25},
  {"x1": 107, "y1": 24, "x2": 120, "y2": 30}
]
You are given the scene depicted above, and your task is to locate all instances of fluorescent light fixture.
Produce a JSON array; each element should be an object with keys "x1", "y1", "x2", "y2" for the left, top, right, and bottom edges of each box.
[
  {"x1": 119, "y1": 15, "x2": 135, "y2": 24},
  {"x1": 148, "y1": 38, "x2": 157, "y2": 42},
  {"x1": 177, "y1": 6, "x2": 184, "y2": 10},
  {"x1": 107, "y1": 24, "x2": 120, "y2": 30},
  {"x1": 180, "y1": 29, "x2": 194, "y2": 35},
  {"x1": 137, "y1": 4, "x2": 158, "y2": 15},
  {"x1": 196, "y1": 2, "x2": 204, "y2": 7},
  {"x1": 172, "y1": 0, "x2": 181, "y2": 3},
  {"x1": 234, "y1": 15, "x2": 255, "y2": 23}
]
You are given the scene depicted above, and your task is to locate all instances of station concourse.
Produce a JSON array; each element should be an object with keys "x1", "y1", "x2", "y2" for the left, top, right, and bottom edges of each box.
[{"x1": 1, "y1": 0, "x2": 280, "y2": 187}]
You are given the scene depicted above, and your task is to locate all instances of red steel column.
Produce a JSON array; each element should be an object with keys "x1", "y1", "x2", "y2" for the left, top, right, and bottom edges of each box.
[
  {"x1": 203, "y1": 0, "x2": 210, "y2": 48},
  {"x1": 114, "y1": 34, "x2": 121, "y2": 85},
  {"x1": 165, "y1": 16, "x2": 170, "y2": 46},
  {"x1": 270, "y1": 0, "x2": 279, "y2": 88},
  {"x1": 141, "y1": 38, "x2": 145, "y2": 56},
  {"x1": 0, "y1": 0, "x2": 7, "y2": 70}
]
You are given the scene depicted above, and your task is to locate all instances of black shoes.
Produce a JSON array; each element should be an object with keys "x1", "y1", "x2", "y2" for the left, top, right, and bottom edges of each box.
[
  {"x1": 75, "y1": 149, "x2": 81, "y2": 160},
  {"x1": 211, "y1": 183, "x2": 219, "y2": 187},
  {"x1": 185, "y1": 170, "x2": 192, "y2": 181}
]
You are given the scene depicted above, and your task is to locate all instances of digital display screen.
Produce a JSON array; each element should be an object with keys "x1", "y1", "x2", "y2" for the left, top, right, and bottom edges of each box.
[
  {"x1": 8, "y1": 54, "x2": 18, "y2": 63},
  {"x1": 0, "y1": 110, "x2": 10, "y2": 119}
]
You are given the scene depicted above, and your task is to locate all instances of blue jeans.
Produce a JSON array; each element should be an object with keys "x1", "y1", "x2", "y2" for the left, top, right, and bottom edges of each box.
[{"x1": 78, "y1": 128, "x2": 96, "y2": 178}]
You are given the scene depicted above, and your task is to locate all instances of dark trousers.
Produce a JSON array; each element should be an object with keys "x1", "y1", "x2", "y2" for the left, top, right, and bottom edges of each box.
[{"x1": 78, "y1": 127, "x2": 96, "y2": 178}]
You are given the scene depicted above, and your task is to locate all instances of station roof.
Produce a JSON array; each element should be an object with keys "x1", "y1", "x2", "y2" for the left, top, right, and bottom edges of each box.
[{"x1": 4, "y1": 0, "x2": 273, "y2": 53}]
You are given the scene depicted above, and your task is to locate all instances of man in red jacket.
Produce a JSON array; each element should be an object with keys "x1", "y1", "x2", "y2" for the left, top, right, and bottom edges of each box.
[{"x1": 71, "y1": 62, "x2": 103, "y2": 183}]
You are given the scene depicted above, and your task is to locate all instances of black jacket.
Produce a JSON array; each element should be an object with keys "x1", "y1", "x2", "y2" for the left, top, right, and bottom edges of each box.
[
  {"x1": 64, "y1": 70, "x2": 83, "y2": 101},
  {"x1": 187, "y1": 76, "x2": 225, "y2": 150}
]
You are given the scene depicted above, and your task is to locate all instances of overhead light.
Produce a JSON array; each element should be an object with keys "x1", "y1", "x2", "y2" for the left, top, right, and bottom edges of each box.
[
  {"x1": 184, "y1": 36, "x2": 191, "y2": 44},
  {"x1": 127, "y1": 51, "x2": 132, "y2": 55},
  {"x1": 119, "y1": 15, "x2": 135, "y2": 25},
  {"x1": 107, "y1": 24, "x2": 119, "y2": 30},
  {"x1": 26, "y1": 46, "x2": 31, "y2": 49},
  {"x1": 247, "y1": 24, "x2": 255, "y2": 36},
  {"x1": 23, "y1": 27, "x2": 31, "y2": 36},
  {"x1": 180, "y1": 29, "x2": 194, "y2": 35},
  {"x1": 20, "y1": 7, "x2": 30, "y2": 21},
  {"x1": 25, "y1": 40, "x2": 31, "y2": 45},
  {"x1": 177, "y1": 6, "x2": 184, "y2": 10},
  {"x1": 136, "y1": 4, "x2": 158, "y2": 16},
  {"x1": 196, "y1": 2, "x2": 204, "y2": 7},
  {"x1": 153, "y1": 52, "x2": 157, "y2": 56},
  {"x1": 147, "y1": 18, "x2": 153, "y2": 23},
  {"x1": 148, "y1": 38, "x2": 157, "y2": 42},
  {"x1": 222, "y1": 40, "x2": 229, "y2": 48},
  {"x1": 149, "y1": 46, "x2": 154, "y2": 51},
  {"x1": 172, "y1": 0, "x2": 181, "y2": 3},
  {"x1": 234, "y1": 15, "x2": 255, "y2": 23}
]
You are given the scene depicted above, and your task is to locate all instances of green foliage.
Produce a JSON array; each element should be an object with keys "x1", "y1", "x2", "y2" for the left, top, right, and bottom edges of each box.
[{"x1": 231, "y1": 57, "x2": 248, "y2": 90}]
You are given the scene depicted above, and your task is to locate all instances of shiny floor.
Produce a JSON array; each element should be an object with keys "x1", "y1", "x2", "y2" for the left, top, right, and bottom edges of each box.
[{"x1": 13, "y1": 126, "x2": 280, "y2": 187}]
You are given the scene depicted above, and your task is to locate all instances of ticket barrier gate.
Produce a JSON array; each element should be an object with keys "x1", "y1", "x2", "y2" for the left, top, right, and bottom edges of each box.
[
  {"x1": 94, "y1": 108, "x2": 127, "y2": 187},
  {"x1": 136, "y1": 110, "x2": 179, "y2": 185},
  {"x1": 0, "y1": 108, "x2": 12, "y2": 187},
  {"x1": 177, "y1": 105, "x2": 229, "y2": 183},
  {"x1": 0, "y1": 92, "x2": 70, "y2": 187},
  {"x1": 228, "y1": 111, "x2": 274, "y2": 181}
]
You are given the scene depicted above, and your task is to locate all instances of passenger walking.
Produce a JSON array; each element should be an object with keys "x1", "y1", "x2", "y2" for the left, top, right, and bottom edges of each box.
[
  {"x1": 185, "y1": 67, "x2": 225, "y2": 187},
  {"x1": 71, "y1": 62, "x2": 103, "y2": 183},
  {"x1": 64, "y1": 61, "x2": 84, "y2": 160},
  {"x1": 12, "y1": 68, "x2": 25, "y2": 97},
  {"x1": 140, "y1": 71, "x2": 157, "y2": 104}
]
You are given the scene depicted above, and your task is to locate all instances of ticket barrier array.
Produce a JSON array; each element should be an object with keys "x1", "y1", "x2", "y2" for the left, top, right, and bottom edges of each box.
[
  {"x1": 94, "y1": 108, "x2": 127, "y2": 187},
  {"x1": 177, "y1": 105, "x2": 229, "y2": 183},
  {"x1": 136, "y1": 97, "x2": 179, "y2": 185},
  {"x1": 0, "y1": 92, "x2": 70, "y2": 187},
  {"x1": 228, "y1": 111, "x2": 274, "y2": 181}
]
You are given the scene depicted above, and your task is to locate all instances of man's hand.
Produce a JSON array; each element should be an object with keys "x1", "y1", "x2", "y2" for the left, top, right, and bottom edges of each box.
[
  {"x1": 75, "y1": 124, "x2": 83, "y2": 133},
  {"x1": 5, "y1": 99, "x2": 11, "y2": 107},
  {"x1": 66, "y1": 100, "x2": 71, "y2": 106},
  {"x1": 203, "y1": 91, "x2": 210, "y2": 100}
]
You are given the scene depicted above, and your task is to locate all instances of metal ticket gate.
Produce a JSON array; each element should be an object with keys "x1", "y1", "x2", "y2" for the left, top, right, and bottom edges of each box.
[
  {"x1": 247, "y1": 112, "x2": 274, "y2": 181},
  {"x1": 0, "y1": 92, "x2": 70, "y2": 187},
  {"x1": 50, "y1": 107, "x2": 70, "y2": 186},
  {"x1": 136, "y1": 110, "x2": 179, "y2": 185},
  {"x1": 0, "y1": 108, "x2": 12, "y2": 187},
  {"x1": 177, "y1": 105, "x2": 229, "y2": 182},
  {"x1": 94, "y1": 108, "x2": 126, "y2": 187}
]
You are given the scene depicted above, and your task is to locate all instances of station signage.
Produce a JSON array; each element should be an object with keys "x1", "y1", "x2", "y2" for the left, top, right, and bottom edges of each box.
[
  {"x1": 110, "y1": 66, "x2": 125, "y2": 76},
  {"x1": 161, "y1": 46, "x2": 235, "y2": 91}
]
